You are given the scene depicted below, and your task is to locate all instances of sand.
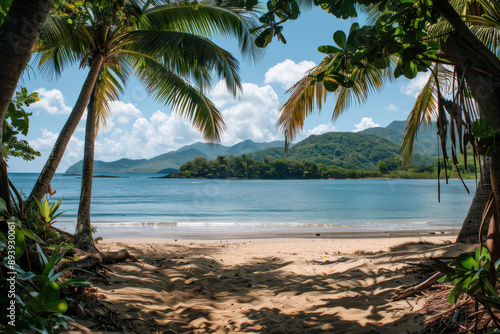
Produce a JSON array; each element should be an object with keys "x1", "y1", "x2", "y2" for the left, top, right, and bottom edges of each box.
[{"x1": 73, "y1": 235, "x2": 471, "y2": 333}]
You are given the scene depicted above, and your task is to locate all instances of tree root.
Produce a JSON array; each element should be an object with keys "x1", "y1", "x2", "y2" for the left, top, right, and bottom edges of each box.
[{"x1": 57, "y1": 249, "x2": 138, "y2": 272}]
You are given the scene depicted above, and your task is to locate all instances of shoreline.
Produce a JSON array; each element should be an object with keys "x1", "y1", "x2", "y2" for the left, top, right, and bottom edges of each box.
[{"x1": 95, "y1": 228, "x2": 460, "y2": 241}]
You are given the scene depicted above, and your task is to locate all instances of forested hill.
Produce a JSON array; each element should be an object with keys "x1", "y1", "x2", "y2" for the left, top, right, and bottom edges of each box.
[
  {"x1": 65, "y1": 121, "x2": 438, "y2": 174},
  {"x1": 361, "y1": 120, "x2": 440, "y2": 157},
  {"x1": 249, "y1": 132, "x2": 435, "y2": 170},
  {"x1": 65, "y1": 140, "x2": 287, "y2": 174}
]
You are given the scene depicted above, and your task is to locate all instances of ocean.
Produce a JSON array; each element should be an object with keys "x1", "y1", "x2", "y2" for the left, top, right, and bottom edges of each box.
[{"x1": 9, "y1": 173, "x2": 476, "y2": 239}]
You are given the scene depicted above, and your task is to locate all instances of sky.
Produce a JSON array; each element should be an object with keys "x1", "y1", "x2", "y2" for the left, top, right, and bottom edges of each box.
[{"x1": 10, "y1": 7, "x2": 430, "y2": 173}]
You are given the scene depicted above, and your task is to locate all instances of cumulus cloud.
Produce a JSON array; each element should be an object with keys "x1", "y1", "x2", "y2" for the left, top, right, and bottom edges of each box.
[
  {"x1": 110, "y1": 101, "x2": 142, "y2": 124},
  {"x1": 30, "y1": 81, "x2": 286, "y2": 163},
  {"x1": 384, "y1": 104, "x2": 400, "y2": 112},
  {"x1": 29, "y1": 129, "x2": 84, "y2": 171},
  {"x1": 400, "y1": 72, "x2": 431, "y2": 97},
  {"x1": 211, "y1": 81, "x2": 282, "y2": 145},
  {"x1": 101, "y1": 101, "x2": 143, "y2": 132},
  {"x1": 264, "y1": 59, "x2": 316, "y2": 89},
  {"x1": 353, "y1": 117, "x2": 380, "y2": 132},
  {"x1": 29, "y1": 88, "x2": 72, "y2": 115}
]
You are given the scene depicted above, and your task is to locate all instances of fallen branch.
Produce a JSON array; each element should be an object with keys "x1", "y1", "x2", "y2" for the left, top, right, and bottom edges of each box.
[{"x1": 393, "y1": 272, "x2": 444, "y2": 301}]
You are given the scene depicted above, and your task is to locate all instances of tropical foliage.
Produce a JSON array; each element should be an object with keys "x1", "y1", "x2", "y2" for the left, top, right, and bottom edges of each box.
[
  {"x1": 178, "y1": 154, "x2": 383, "y2": 179},
  {"x1": 2, "y1": 88, "x2": 41, "y2": 161}
]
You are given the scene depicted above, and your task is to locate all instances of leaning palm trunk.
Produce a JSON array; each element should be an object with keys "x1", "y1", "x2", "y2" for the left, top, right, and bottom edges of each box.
[
  {"x1": 0, "y1": 0, "x2": 53, "y2": 217},
  {"x1": 28, "y1": 53, "x2": 106, "y2": 203},
  {"x1": 75, "y1": 88, "x2": 98, "y2": 252},
  {"x1": 457, "y1": 159, "x2": 492, "y2": 243},
  {"x1": 435, "y1": 0, "x2": 500, "y2": 262}
]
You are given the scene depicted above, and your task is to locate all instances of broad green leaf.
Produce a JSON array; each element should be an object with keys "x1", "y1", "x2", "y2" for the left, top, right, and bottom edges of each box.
[
  {"x1": 44, "y1": 299, "x2": 68, "y2": 313},
  {"x1": 323, "y1": 79, "x2": 339, "y2": 92},
  {"x1": 43, "y1": 281, "x2": 60, "y2": 303},
  {"x1": 318, "y1": 45, "x2": 343, "y2": 54},
  {"x1": 457, "y1": 253, "x2": 478, "y2": 270},
  {"x1": 333, "y1": 30, "x2": 347, "y2": 50},
  {"x1": 14, "y1": 226, "x2": 25, "y2": 259},
  {"x1": 472, "y1": 119, "x2": 495, "y2": 138}
]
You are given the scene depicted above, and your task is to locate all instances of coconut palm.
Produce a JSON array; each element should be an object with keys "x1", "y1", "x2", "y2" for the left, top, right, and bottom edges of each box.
[
  {"x1": 29, "y1": 0, "x2": 261, "y2": 250},
  {"x1": 0, "y1": 0, "x2": 53, "y2": 218}
]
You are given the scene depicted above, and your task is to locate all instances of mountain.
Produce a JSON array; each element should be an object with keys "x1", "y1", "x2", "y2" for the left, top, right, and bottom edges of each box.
[
  {"x1": 361, "y1": 120, "x2": 440, "y2": 156},
  {"x1": 65, "y1": 121, "x2": 439, "y2": 174},
  {"x1": 65, "y1": 140, "x2": 287, "y2": 174},
  {"x1": 248, "y1": 132, "x2": 436, "y2": 170}
]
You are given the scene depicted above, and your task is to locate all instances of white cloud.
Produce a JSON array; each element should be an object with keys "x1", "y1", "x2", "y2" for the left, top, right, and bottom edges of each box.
[
  {"x1": 110, "y1": 101, "x2": 142, "y2": 124},
  {"x1": 211, "y1": 81, "x2": 282, "y2": 145},
  {"x1": 400, "y1": 72, "x2": 431, "y2": 97},
  {"x1": 264, "y1": 59, "x2": 316, "y2": 89},
  {"x1": 94, "y1": 111, "x2": 204, "y2": 161},
  {"x1": 101, "y1": 101, "x2": 142, "y2": 132},
  {"x1": 353, "y1": 117, "x2": 380, "y2": 132},
  {"x1": 29, "y1": 88, "x2": 72, "y2": 115},
  {"x1": 384, "y1": 104, "x2": 400, "y2": 112},
  {"x1": 308, "y1": 123, "x2": 338, "y2": 136},
  {"x1": 88, "y1": 81, "x2": 283, "y2": 161},
  {"x1": 29, "y1": 129, "x2": 84, "y2": 171}
]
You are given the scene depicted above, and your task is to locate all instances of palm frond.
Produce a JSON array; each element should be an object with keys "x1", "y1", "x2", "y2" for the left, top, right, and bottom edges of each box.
[
  {"x1": 143, "y1": 4, "x2": 261, "y2": 62},
  {"x1": 278, "y1": 56, "x2": 389, "y2": 147},
  {"x1": 134, "y1": 57, "x2": 226, "y2": 142},
  {"x1": 34, "y1": 15, "x2": 87, "y2": 79},
  {"x1": 122, "y1": 30, "x2": 241, "y2": 94},
  {"x1": 401, "y1": 64, "x2": 454, "y2": 166}
]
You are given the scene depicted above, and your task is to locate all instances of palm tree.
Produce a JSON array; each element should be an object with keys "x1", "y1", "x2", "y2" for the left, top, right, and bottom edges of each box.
[
  {"x1": 0, "y1": 0, "x2": 53, "y2": 219},
  {"x1": 277, "y1": 0, "x2": 500, "y2": 246},
  {"x1": 29, "y1": 0, "x2": 261, "y2": 250}
]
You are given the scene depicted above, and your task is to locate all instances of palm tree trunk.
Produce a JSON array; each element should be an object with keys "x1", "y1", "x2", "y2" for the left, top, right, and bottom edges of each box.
[
  {"x1": 457, "y1": 159, "x2": 492, "y2": 243},
  {"x1": 0, "y1": 0, "x2": 53, "y2": 217},
  {"x1": 435, "y1": 0, "x2": 500, "y2": 261},
  {"x1": 28, "y1": 53, "x2": 105, "y2": 203},
  {"x1": 75, "y1": 87, "x2": 98, "y2": 253}
]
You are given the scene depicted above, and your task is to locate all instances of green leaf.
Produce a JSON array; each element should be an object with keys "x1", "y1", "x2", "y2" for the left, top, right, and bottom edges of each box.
[
  {"x1": 457, "y1": 253, "x2": 478, "y2": 270},
  {"x1": 472, "y1": 119, "x2": 495, "y2": 138},
  {"x1": 58, "y1": 278, "x2": 91, "y2": 289},
  {"x1": 21, "y1": 227, "x2": 46, "y2": 245},
  {"x1": 44, "y1": 299, "x2": 68, "y2": 313},
  {"x1": 323, "y1": 79, "x2": 339, "y2": 92},
  {"x1": 333, "y1": 30, "x2": 347, "y2": 50},
  {"x1": 43, "y1": 244, "x2": 64, "y2": 277},
  {"x1": 318, "y1": 45, "x2": 343, "y2": 54},
  {"x1": 14, "y1": 226, "x2": 25, "y2": 259},
  {"x1": 43, "y1": 281, "x2": 60, "y2": 303}
]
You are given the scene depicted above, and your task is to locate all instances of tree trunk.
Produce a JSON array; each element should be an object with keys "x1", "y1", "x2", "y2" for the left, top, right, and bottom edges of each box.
[
  {"x1": 456, "y1": 159, "x2": 492, "y2": 243},
  {"x1": 75, "y1": 88, "x2": 97, "y2": 253},
  {"x1": 435, "y1": 0, "x2": 500, "y2": 259},
  {"x1": 28, "y1": 53, "x2": 105, "y2": 203},
  {"x1": 0, "y1": 0, "x2": 53, "y2": 213}
]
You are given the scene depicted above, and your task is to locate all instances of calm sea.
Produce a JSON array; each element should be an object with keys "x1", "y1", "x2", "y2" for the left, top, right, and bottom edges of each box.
[{"x1": 9, "y1": 173, "x2": 476, "y2": 238}]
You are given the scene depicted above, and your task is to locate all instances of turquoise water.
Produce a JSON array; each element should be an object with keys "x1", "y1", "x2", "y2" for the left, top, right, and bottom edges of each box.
[{"x1": 9, "y1": 173, "x2": 476, "y2": 237}]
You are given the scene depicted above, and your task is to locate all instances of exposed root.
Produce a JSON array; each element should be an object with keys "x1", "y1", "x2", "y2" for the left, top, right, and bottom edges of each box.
[{"x1": 56, "y1": 249, "x2": 138, "y2": 272}]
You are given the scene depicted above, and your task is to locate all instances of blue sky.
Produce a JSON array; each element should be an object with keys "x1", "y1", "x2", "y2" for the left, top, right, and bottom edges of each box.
[{"x1": 10, "y1": 8, "x2": 429, "y2": 173}]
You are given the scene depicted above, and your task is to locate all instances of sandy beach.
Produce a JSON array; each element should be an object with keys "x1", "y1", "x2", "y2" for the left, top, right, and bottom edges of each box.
[{"x1": 68, "y1": 234, "x2": 472, "y2": 333}]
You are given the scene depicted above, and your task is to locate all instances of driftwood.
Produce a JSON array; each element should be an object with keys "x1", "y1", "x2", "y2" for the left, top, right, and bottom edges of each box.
[{"x1": 392, "y1": 272, "x2": 444, "y2": 301}]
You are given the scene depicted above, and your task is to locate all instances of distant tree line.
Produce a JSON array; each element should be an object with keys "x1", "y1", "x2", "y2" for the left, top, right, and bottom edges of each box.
[{"x1": 176, "y1": 154, "x2": 477, "y2": 180}]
